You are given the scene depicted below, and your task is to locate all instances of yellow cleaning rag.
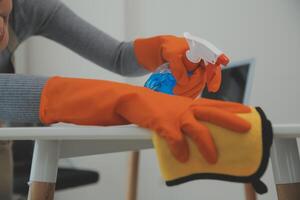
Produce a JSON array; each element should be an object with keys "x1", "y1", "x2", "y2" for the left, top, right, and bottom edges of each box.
[{"x1": 152, "y1": 107, "x2": 273, "y2": 194}]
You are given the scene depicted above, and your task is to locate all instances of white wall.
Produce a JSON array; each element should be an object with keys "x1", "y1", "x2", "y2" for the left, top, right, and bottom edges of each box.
[
  {"x1": 14, "y1": 0, "x2": 300, "y2": 199},
  {"x1": 22, "y1": 0, "x2": 126, "y2": 82},
  {"x1": 127, "y1": 0, "x2": 300, "y2": 124},
  {"x1": 130, "y1": 1, "x2": 300, "y2": 200}
]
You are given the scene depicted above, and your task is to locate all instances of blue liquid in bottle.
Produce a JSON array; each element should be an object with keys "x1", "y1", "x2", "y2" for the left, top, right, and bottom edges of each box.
[{"x1": 144, "y1": 64, "x2": 176, "y2": 95}]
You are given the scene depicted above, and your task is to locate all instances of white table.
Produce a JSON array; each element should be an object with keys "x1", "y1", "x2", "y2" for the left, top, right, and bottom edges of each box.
[{"x1": 0, "y1": 124, "x2": 300, "y2": 200}]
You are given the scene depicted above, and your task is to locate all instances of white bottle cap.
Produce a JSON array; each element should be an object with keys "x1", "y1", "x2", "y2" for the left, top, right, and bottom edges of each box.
[{"x1": 184, "y1": 32, "x2": 223, "y2": 65}]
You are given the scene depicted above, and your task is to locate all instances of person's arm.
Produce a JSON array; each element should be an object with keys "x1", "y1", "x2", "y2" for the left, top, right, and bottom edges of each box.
[
  {"x1": 0, "y1": 74, "x2": 47, "y2": 123},
  {"x1": 17, "y1": 0, "x2": 147, "y2": 77}
]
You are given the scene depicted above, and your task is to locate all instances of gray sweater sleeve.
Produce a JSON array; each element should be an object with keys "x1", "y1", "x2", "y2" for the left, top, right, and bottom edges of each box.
[
  {"x1": 21, "y1": 0, "x2": 148, "y2": 76},
  {"x1": 0, "y1": 74, "x2": 47, "y2": 123},
  {"x1": 0, "y1": 0, "x2": 151, "y2": 123}
]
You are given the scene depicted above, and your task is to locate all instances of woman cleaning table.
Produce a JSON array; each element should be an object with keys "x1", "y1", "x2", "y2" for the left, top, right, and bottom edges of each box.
[{"x1": 0, "y1": 0, "x2": 251, "y2": 199}]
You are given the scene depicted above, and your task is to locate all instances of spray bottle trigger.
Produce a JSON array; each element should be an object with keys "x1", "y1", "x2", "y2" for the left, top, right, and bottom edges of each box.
[
  {"x1": 216, "y1": 54, "x2": 230, "y2": 66},
  {"x1": 183, "y1": 53, "x2": 200, "y2": 71}
]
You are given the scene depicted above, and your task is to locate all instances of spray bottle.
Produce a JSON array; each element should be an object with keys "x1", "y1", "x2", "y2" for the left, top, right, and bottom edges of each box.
[{"x1": 144, "y1": 32, "x2": 230, "y2": 95}]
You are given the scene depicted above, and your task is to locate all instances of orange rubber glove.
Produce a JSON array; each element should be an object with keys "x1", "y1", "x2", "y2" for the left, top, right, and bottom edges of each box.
[
  {"x1": 40, "y1": 77, "x2": 251, "y2": 163},
  {"x1": 134, "y1": 35, "x2": 224, "y2": 97}
]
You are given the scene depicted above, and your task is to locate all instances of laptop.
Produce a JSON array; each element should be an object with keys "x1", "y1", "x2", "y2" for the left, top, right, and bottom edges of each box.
[{"x1": 201, "y1": 59, "x2": 255, "y2": 104}]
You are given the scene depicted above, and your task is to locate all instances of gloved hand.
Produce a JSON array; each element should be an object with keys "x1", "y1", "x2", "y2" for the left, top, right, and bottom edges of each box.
[
  {"x1": 134, "y1": 35, "x2": 224, "y2": 98},
  {"x1": 40, "y1": 77, "x2": 251, "y2": 163}
]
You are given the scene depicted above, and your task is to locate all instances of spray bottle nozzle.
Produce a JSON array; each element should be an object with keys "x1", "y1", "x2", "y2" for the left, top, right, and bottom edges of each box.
[{"x1": 184, "y1": 32, "x2": 230, "y2": 67}]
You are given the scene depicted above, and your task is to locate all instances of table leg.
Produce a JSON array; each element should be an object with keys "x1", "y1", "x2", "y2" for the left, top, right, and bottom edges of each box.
[
  {"x1": 127, "y1": 151, "x2": 140, "y2": 200},
  {"x1": 271, "y1": 138, "x2": 300, "y2": 200},
  {"x1": 244, "y1": 183, "x2": 257, "y2": 200},
  {"x1": 27, "y1": 140, "x2": 60, "y2": 200},
  {"x1": 27, "y1": 182, "x2": 55, "y2": 200},
  {"x1": 0, "y1": 140, "x2": 13, "y2": 200},
  {"x1": 276, "y1": 182, "x2": 300, "y2": 200}
]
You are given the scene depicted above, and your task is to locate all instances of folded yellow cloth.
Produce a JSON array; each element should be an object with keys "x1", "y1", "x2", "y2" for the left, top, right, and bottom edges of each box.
[{"x1": 152, "y1": 107, "x2": 273, "y2": 194}]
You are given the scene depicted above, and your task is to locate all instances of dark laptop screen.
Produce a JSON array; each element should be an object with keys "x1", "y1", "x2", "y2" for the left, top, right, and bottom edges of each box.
[{"x1": 201, "y1": 64, "x2": 250, "y2": 103}]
